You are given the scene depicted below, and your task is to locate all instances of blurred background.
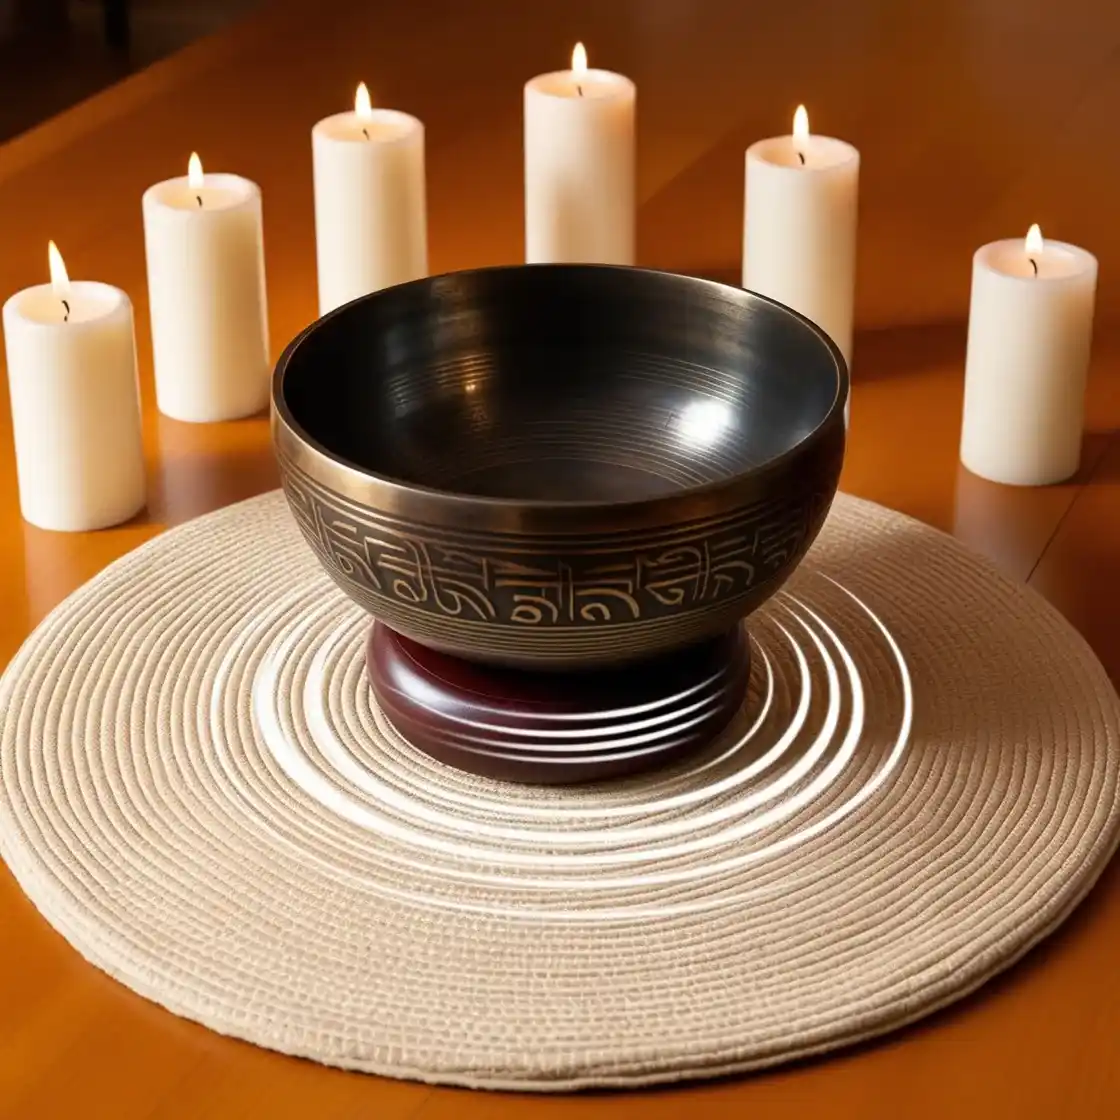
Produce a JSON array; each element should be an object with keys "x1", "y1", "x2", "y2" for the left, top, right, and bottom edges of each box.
[{"x1": 0, "y1": 0, "x2": 262, "y2": 141}]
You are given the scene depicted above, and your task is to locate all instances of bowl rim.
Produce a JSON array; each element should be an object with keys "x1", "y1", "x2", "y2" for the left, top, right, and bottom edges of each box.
[{"x1": 271, "y1": 264, "x2": 848, "y2": 529}]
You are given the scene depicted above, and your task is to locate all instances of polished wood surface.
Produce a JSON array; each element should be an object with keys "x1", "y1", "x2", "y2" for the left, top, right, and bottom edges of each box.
[{"x1": 1, "y1": 1, "x2": 1118, "y2": 1115}]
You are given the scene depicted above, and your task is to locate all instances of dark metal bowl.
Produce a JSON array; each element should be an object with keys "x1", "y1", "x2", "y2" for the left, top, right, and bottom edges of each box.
[{"x1": 272, "y1": 265, "x2": 847, "y2": 669}]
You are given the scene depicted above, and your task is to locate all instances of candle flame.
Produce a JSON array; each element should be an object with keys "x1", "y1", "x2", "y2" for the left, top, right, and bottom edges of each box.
[
  {"x1": 793, "y1": 104, "x2": 810, "y2": 142},
  {"x1": 47, "y1": 240, "x2": 70, "y2": 298},
  {"x1": 355, "y1": 82, "x2": 372, "y2": 119},
  {"x1": 188, "y1": 152, "x2": 204, "y2": 190},
  {"x1": 1025, "y1": 223, "x2": 1044, "y2": 255},
  {"x1": 572, "y1": 42, "x2": 588, "y2": 75}
]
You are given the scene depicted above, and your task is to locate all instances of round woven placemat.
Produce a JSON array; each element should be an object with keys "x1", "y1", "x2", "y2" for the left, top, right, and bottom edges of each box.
[{"x1": 2, "y1": 490, "x2": 1119, "y2": 1091}]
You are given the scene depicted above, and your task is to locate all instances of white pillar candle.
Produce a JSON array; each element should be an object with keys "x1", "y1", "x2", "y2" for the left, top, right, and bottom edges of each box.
[
  {"x1": 312, "y1": 83, "x2": 427, "y2": 315},
  {"x1": 960, "y1": 225, "x2": 1097, "y2": 486},
  {"x1": 524, "y1": 43, "x2": 636, "y2": 265},
  {"x1": 142, "y1": 153, "x2": 270, "y2": 423},
  {"x1": 743, "y1": 106, "x2": 859, "y2": 368},
  {"x1": 2, "y1": 242, "x2": 146, "y2": 532}
]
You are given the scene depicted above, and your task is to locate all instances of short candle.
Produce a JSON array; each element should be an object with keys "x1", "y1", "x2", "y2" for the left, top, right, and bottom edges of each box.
[
  {"x1": 2, "y1": 242, "x2": 146, "y2": 531},
  {"x1": 742, "y1": 105, "x2": 860, "y2": 372},
  {"x1": 142, "y1": 152, "x2": 270, "y2": 423},
  {"x1": 960, "y1": 224, "x2": 1097, "y2": 486},
  {"x1": 524, "y1": 42, "x2": 636, "y2": 265},
  {"x1": 312, "y1": 82, "x2": 428, "y2": 315}
]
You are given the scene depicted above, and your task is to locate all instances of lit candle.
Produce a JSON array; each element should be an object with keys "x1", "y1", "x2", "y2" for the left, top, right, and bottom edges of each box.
[
  {"x1": 743, "y1": 106, "x2": 860, "y2": 370},
  {"x1": 960, "y1": 224, "x2": 1097, "y2": 486},
  {"x1": 2, "y1": 242, "x2": 146, "y2": 531},
  {"x1": 312, "y1": 82, "x2": 428, "y2": 314},
  {"x1": 142, "y1": 152, "x2": 270, "y2": 423},
  {"x1": 524, "y1": 42, "x2": 636, "y2": 264}
]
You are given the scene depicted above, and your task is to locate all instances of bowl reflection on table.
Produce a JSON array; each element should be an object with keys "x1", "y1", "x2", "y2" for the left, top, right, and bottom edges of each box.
[{"x1": 271, "y1": 264, "x2": 847, "y2": 670}]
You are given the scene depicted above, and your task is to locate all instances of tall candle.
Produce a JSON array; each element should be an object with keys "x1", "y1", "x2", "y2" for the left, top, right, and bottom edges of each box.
[
  {"x1": 960, "y1": 224, "x2": 1097, "y2": 486},
  {"x1": 312, "y1": 82, "x2": 427, "y2": 315},
  {"x1": 142, "y1": 153, "x2": 270, "y2": 423},
  {"x1": 524, "y1": 43, "x2": 635, "y2": 265},
  {"x1": 743, "y1": 106, "x2": 859, "y2": 369},
  {"x1": 2, "y1": 242, "x2": 146, "y2": 532}
]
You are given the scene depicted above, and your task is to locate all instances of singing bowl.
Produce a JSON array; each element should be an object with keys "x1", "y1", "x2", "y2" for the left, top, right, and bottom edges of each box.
[{"x1": 272, "y1": 264, "x2": 847, "y2": 669}]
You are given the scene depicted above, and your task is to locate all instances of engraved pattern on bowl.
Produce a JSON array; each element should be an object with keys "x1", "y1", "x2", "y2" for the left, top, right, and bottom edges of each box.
[{"x1": 271, "y1": 265, "x2": 847, "y2": 668}]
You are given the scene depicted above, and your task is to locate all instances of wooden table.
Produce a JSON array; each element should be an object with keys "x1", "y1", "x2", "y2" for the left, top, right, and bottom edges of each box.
[{"x1": 1, "y1": 1, "x2": 1118, "y2": 1115}]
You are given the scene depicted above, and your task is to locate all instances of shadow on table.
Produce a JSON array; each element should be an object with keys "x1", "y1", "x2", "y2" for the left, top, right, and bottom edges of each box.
[
  {"x1": 150, "y1": 411, "x2": 278, "y2": 526},
  {"x1": 0, "y1": 0, "x2": 265, "y2": 142},
  {"x1": 850, "y1": 321, "x2": 966, "y2": 384},
  {"x1": 950, "y1": 431, "x2": 1115, "y2": 580},
  {"x1": 683, "y1": 266, "x2": 971, "y2": 388},
  {"x1": 1075, "y1": 430, "x2": 1120, "y2": 483}
]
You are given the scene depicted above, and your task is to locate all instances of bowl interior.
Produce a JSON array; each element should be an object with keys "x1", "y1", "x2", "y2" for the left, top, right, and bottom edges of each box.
[{"x1": 278, "y1": 266, "x2": 842, "y2": 503}]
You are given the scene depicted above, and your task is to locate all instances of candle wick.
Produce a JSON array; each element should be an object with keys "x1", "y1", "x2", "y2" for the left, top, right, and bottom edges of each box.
[
  {"x1": 577, "y1": 84, "x2": 583, "y2": 97},
  {"x1": 797, "y1": 150, "x2": 806, "y2": 166},
  {"x1": 1029, "y1": 257, "x2": 1038, "y2": 277},
  {"x1": 61, "y1": 299, "x2": 70, "y2": 323},
  {"x1": 195, "y1": 194, "x2": 203, "y2": 208},
  {"x1": 362, "y1": 127, "x2": 370, "y2": 140}
]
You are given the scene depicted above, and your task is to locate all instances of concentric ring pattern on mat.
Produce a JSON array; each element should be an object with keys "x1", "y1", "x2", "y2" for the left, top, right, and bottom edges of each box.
[{"x1": 2, "y1": 490, "x2": 1119, "y2": 1091}]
